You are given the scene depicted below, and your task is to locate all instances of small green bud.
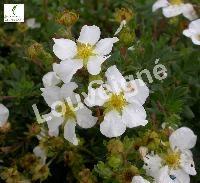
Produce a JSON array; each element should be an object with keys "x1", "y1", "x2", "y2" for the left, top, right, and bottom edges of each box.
[
  {"x1": 17, "y1": 23, "x2": 28, "y2": 33},
  {"x1": 119, "y1": 28, "x2": 135, "y2": 47},
  {"x1": 79, "y1": 169, "x2": 97, "y2": 183},
  {"x1": 108, "y1": 154, "x2": 123, "y2": 169},
  {"x1": 20, "y1": 153, "x2": 38, "y2": 170}
]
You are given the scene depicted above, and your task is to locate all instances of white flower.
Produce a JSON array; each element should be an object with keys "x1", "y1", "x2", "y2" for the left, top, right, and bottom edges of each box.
[
  {"x1": 53, "y1": 25, "x2": 118, "y2": 83},
  {"x1": 26, "y1": 18, "x2": 41, "y2": 29},
  {"x1": 0, "y1": 104, "x2": 9, "y2": 127},
  {"x1": 33, "y1": 146, "x2": 47, "y2": 165},
  {"x1": 143, "y1": 127, "x2": 197, "y2": 183},
  {"x1": 41, "y1": 82, "x2": 97, "y2": 145},
  {"x1": 152, "y1": 0, "x2": 197, "y2": 21},
  {"x1": 42, "y1": 72, "x2": 61, "y2": 87},
  {"x1": 183, "y1": 19, "x2": 200, "y2": 45},
  {"x1": 132, "y1": 176, "x2": 150, "y2": 183},
  {"x1": 85, "y1": 65, "x2": 149, "y2": 138}
]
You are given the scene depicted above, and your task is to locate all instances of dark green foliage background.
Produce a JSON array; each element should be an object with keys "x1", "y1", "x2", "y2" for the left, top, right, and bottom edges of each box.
[{"x1": 0, "y1": 0, "x2": 199, "y2": 182}]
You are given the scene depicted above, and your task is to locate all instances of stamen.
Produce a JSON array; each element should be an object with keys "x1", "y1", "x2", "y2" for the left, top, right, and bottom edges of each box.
[{"x1": 76, "y1": 43, "x2": 94, "y2": 60}]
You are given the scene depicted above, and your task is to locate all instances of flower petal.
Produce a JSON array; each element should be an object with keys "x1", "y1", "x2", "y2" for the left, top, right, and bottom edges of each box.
[
  {"x1": 131, "y1": 176, "x2": 150, "y2": 183},
  {"x1": 78, "y1": 25, "x2": 101, "y2": 45},
  {"x1": 162, "y1": 5, "x2": 183, "y2": 18},
  {"x1": 64, "y1": 120, "x2": 78, "y2": 145},
  {"x1": 84, "y1": 85, "x2": 109, "y2": 107},
  {"x1": 41, "y1": 86, "x2": 62, "y2": 107},
  {"x1": 33, "y1": 146, "x2": 46, "y2": 165},
  {"x1": 182, "y1": 3, "x2": 197, "y2": 21},
  {"x1": 60, "y1": 82, "x2": 78, "y2": 104},
  {"x1": 87, "y1": 56, "x2": 109, "y2": 75},
  {"x1": 143, "y1": 154, "x2": 162, "y2": 179},
  {"x1": 157, "y1": 166, "x2": 175, "y2": 183},
  {"x1": 53, "y1": 59, "x2": 83, "y2": 83},
  {"x1": 124, "y1": 79, "x2": 149, "y2": 105},
  {"x1": 53, "y1": 38, "x2": 77, "y2": 60},
  {"x1": 122, "y1": 103, "x2": 148, "y2": 128},
  {"x1": 76, "y1": 105, "x2": 97, "y2": 128},
  {"x1": 191, "y1": 35, "x2": 200, "y2": 45},
  {"x1": 100, "y1": 110, "x2": 126, "y2": 138},
  {"x1": 0, "y1": 104, "x2": 9, "y2": 127},
  {"x1": 46, "y1": 113, "x2": 64, "y2": 135},
  {"x1": 94, "y1": 37, "x2": 119, "y2": 56},
  {"x1": 105, "y1": 65, "x2": 126, "y2": 94},
  {"x1": 170, "y1": 168, "x2": 190, "y2": 183},
  {"x1": 189, "y1": 19, "x2": 200, "y2": 30},
  {"x1": 42, "y1": 72, "x2": 61, "y2": 87},
  {"x1": 180, "y1": 150, "x2": 196, "y2": 175},
  {"x1": 169, "y1": 127, "x2": 197, "y2": 151},
  {"x1": 152, "y1": 0, "x2": 169, "y2": 12}
]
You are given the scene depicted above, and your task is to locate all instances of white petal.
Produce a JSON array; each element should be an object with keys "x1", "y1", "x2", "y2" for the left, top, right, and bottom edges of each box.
[
  {"x1": 105, "y1": 65, "x2": 126, "y2": 94},
  {"x1": 152, "y1": 0, "x2": 169, "y2": 12},
  {"x1": 170, "y1": 168, "x2": 190, "y2": 183},
  {"x1": 84, "y1": 85, "x2": 109, "y2": 107},
  {"x1": 122, "y1": 103, "x2": 148, "y2": 128},
  {"x1": 143, "y1": 154, "x2": 162, "y2": 179},
  {"x1": 169, "y1": 127, "x2": 197, "y2": 151},
  {"x1": 46, "y1": 113, "x2": 64, "y2": 135},
  {"x1": 114, "y1": 20, "x2": 127, "y2": 35},
  {"x1": 87, "y1": 56, "x2": 109, "y2": 75},
  {"x1": 180, "y1": 150, "x2": 196, "y2": 175},
  {"x1": 26, "y1": 18, "x2": 40, "y2": 29},
  {"x1": 124, "y1": 79, "x2": 149, "y2": 105},
  {"x1": 131, "y1": 176, "x2": 150, "y2": 183},
  {"x1": 191, "y1": 35, "x2": 200, "y2": 45},
  {"x1": 41, "y1": 86, "x2": 62, "y2": 107},
  {"x1": 183, "y1": 29, "x2": 193, "y2": 37},
  {"x1": 64, "y1": 120, "x2": 78, "y2": 145},
  {"x1": 162, "y1": 5, "x2": 183, "y2": 18},
  {"x1": 42, "y1": 72, "x2": 61, "y2": 87},
  {"x1": 53, "y1": 59, "x2": 83, "y2": 83},
  {"x1": 182, "y1": 4, "x2": 197, "y2": 21},
  {"x1": 33, "y1": 146, "x2": 46, "y2": 165},
  {"x1": 100, "y1": 110, "x2": 126, "y2": 138},
  {"x1": 76, "y1": 105, "x2": 97, "y2": 128},
  {"x1": 157, "y1": 166, "x2": 174, "y2": 183},
  {"x1": 78, "y1": 25, "x2": 101, "y2": 45},
  {"x1": 53, "y1": 38, "x2": 77, "y2": 60},
  {"x1": 0, "y1": 104, "x2": 9, "y2": 127},
  {"x1": 94, "y1": 37, "x2": 119, "y2": 55},
  {"x1": 60, "y1": 82, "x2": 78, "y2": 104},
  {"x1": 189, "y1": 19, "x2": 200, "y2": 30}
]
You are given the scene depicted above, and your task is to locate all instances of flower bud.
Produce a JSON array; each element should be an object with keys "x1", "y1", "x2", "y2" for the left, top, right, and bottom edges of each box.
[
  {"x1": 114, "y1": 8, "x2": 134, "y2": 23},
  {"x1": 28, "y1": 123, "x2": 41, "y2": 136},
  {"x1": 20, "y1": 153, "x2": 38, "y2": 170},
  {"x1": 27, "y1": 42, "x2": 43, "y2": 60},
  {"x1": 119, "y1": 28, "x2": 135, "y2": 47},
  {"x1": 56, "y1": 10, "x2": 79, "y2": 27},
  {"x1": 107, "y1": 139, "x2": 124, "y2": 154},
  {"x1": 108, "y1": 154, "x2": 123, "y2": 169},
  {"x1": 138, "y1": 146, "x2": 148, "y2": 158},
  {"x1": 79, "y1": 168, "x2": 97, "y2": 183},
  {"x1": 31, "y1": 164, "x2": 50, "y2": 181},
  {"x1": 17, "y1": 23, "x2": 28, "y2": 33}
]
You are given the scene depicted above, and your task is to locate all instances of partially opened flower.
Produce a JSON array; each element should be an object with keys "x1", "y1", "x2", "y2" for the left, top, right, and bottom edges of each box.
[
  {"x1": 183, "y1": 19, "x2": 200, "y2": 45},
  {"x1": 85, "y1": 65, "x2": 149, "y2": 138},
  {"x1": 33, "y1": 146, "x2": 47, "y2": 165},
  {"x1": 53, "y1": 25, "x2": 118, "y2": 83},
  {"x1": 152, "y1": 0, "x2": 197, "y2": 21},
  {"x1": 41, "y1": 82, "x2": 97, "y2": 145},
  {"x1": 0, "y1": 104, "x2": 9, "y2": 127},
  {"x1": 26, "y1": 18, "x2": 41, "y2": 29},
  {"x1": 132, "y1": 176, "x2": 150, "y2": 183},
  {"x1": 143, "y1": 127, "x2": 197, "y2": 183}
]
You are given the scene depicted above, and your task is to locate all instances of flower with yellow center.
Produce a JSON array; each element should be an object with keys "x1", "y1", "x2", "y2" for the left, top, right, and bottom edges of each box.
[
  {"x1": 152, "y1": 0, "x2": 197, "y2": 21},
  {"x1": 41, "y1": 82, "x2": 97, "y2": 145},
  {"x1": 85, "y1": 65, "x2": 149, "y2": 138},
  {"x1": 52, "y1": 25, "x2": 118, "y2": 83},
  {"x1": 143, "y1": 127, "x2": 197, "y2": 183}
]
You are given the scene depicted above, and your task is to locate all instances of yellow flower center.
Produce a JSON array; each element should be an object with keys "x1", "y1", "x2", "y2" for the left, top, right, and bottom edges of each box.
[
  {"x1": 169, "y1": 0, "x2": 183, "y2": 5},
  {"x1": 76, "y1": 43, "x2": 94, "y2": 60},
  {"x1": 164, "y1": 151, "x2": 181, "y2": 169},
  {"x1": 104, "y1": 93, "x2": 127, "y2": 113},
  {"x1": 56, "y1": 103, "x2": 76, "y2": 120}
]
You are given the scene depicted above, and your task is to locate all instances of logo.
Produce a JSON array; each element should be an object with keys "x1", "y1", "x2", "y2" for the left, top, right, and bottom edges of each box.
[{"x1": 4, "y1": 4, "x2": 24, "y2": 22}]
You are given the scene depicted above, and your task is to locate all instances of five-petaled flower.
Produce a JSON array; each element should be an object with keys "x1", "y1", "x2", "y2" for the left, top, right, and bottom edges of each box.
[{"x1": 52, "y1": 25, "x2": 118, "y2": 83}]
